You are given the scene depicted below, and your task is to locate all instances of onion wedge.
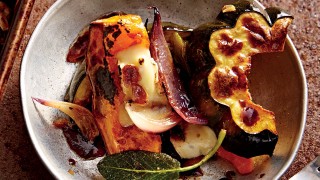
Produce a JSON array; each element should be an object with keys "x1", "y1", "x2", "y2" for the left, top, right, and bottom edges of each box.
[
  {"x1": 125, "y1": 103, "x2": 182, "y2": 133},
  {"x1": 32, "y1": 97, "x2": 99, "y2": 141},
  {"x1": 149, "y1": 7, "x2": 208, "y2": 125}
]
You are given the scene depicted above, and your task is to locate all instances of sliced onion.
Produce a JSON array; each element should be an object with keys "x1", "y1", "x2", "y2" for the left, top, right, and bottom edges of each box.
[
  {"x1": 32, "y1": 97, "x2": 99, "y2": 141},
  {"x1": 125, "y1": 103, "x2": 181, "y2": 133}
]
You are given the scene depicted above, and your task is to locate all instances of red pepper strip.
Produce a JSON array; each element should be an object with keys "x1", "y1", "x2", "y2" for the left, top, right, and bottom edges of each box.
[
  {"x1": 217, "y1": 147, "x2": 254, "y2": 175},
  {"x1": 149, "y1": 7, "x2": 208, "y2": 125}
]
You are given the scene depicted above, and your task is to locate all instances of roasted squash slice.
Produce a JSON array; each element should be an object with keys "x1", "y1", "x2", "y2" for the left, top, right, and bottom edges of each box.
[
  {"x1": 86, "y1": 14, "x2": 162, "y2": 154},
  {"x1": 186, "y1": 0, "x2": 293, "y2": 157}
]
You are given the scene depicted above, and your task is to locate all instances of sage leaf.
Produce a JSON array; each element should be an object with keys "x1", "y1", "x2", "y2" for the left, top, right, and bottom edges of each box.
[
  {"x1": 98, "y1": 129, "x2": 226, "y2": 180},
  {"x1": 97, "y1": 151, "x2": 180, "y2": 180}
]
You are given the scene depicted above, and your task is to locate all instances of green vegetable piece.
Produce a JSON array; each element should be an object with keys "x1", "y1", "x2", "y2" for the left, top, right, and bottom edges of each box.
[
  {"x1": 98, "y1": 151, "x2": 180, "y2": 180},
  {"x1": 170, "y1": 32, "x2": 185, "y2": 60},
  {"x1": 170, "y1": 32, "x2": 189, "y2": 74},
  {"x1": 97, "y1": 129, "x2": 226, "y2": 179}
]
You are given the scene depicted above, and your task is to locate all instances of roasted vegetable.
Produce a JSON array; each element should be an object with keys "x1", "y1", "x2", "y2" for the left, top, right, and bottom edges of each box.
[
  {"x1": 170, "y1": 122, "x2": 217, "y2": 159},
  {"x1": 188, "y1": 68, "x2": 226, "y2": 126},
  {"x1": 165, "y1": 31, "x2": 192, "y2": 81},
  {"x1": 86, "y1": 14, "x2": 162, "y2": 154},
  {"x1": 217, "y1": 147, "x2": 269, "y2": 174},
  {"x1": 64, "y1": 58, "x2": 92, "y2": 108},
  {"x1": 64, "y1": 60, "x2": 87, "y2": 103},
  {"x1": 214, "y1": 110, "x2": 278, "y2": 158},
  {"x1": 208, "y1": 3, "x2": 293, "y2": 134},
  {"x1": 149, "y1": 7, "x2": 208, "y2": 125},
  {"x1": 73, "y1": 75, "x2": 92, "y2": 108},
  {"x1": 186, "y1": 0, "x2": 292, "y2": 158},
  {"x1": 97, "y1": 129, "x2": 226, "y2": 180},
  {"x1": 66, "y1": 26, "x2": 90, "y2": 63},
  {"x1": 32, "y1": 97, "x2": 99, "y2": 141},
  {"x1": 185, "y1": 21, "x2": 229, "y2": 75},
  {"x1": 66, "y1": 12, "x2": 126, "y2": 63},
  {"x1": 86, "y1": 13, "x2": 188, "y2": 154},
  {"x1": 126, "y1": 103, "x2": 182, "y2": 133}
]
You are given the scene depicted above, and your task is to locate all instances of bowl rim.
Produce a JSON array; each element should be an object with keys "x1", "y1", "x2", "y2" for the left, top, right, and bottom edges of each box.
[
  {"x1": 272, "y1": 37, "x2": 308, "y2": 179},
  {"x1": 253, "y1": 1, "x2": 308, "y2": 178},
  {"x1": 20, "y1": 0, "x2": 308, "y2": 179}
]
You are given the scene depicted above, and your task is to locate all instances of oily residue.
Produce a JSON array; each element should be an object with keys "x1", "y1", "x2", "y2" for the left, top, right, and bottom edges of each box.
[
  {"x1": 53, "y1": 119, "x2": 105, "y2": 159},
  {"x1": 239, "y1": 100, "x2": 259, "y2": 126}
]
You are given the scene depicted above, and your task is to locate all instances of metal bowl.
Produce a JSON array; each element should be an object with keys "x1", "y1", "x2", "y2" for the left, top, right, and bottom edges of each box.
[{"x1": 20, "y1": 0, "x2": 307, "y2": 179}]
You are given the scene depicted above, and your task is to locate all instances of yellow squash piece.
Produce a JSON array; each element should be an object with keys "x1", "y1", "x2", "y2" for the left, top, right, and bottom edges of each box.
[{"x1": 208, "y1": 12, "x2": 292, "y2": 134}]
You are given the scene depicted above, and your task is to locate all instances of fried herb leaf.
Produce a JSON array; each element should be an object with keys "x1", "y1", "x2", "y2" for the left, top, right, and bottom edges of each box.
[
  {"x1": 98, "y1": 151, "x2": 180, "y2": 180},
  {"x1": 98, "y1": 129, "x2": 226, "y2": 179}
]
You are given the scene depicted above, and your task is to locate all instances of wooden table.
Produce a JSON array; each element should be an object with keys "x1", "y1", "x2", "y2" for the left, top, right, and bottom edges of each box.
[{"x1": 0, "y1": 0, "x2": 319, "y2": 179}]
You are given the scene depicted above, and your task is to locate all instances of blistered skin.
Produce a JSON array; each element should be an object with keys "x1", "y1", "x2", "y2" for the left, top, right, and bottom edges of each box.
[
  {"x1": 208, "y1": 12, "x2": 293, "y2": 134},
  {"x1": 66, "y1": 12, "x2": 126, "y2": 63}
]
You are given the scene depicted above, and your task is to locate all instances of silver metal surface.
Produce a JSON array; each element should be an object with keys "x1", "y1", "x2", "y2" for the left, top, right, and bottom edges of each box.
[
  {"x1": 290, "y1": 156, "x2": 320, "y2": 180},
  {"x1": 20, "y1": 0, "x2": 307, "y2": 179}
]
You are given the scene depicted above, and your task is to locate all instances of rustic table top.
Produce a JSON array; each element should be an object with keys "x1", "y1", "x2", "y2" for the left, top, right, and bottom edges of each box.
[{"x1": 0, "y1": 0, "x2": 319, "y2": 179}]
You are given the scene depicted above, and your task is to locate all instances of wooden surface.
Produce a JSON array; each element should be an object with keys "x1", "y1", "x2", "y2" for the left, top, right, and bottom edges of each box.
[
  {"x1": 0, "y1": 0, "x2": 35, "y2": 99},
  {"x1": 0, "y1": 0, "x2": 319, "y2": 179}
]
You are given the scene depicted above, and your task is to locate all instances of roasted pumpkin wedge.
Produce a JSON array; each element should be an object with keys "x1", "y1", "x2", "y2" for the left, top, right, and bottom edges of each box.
[
  {"x1": 86, "y1": 13, "x2": 184, "y2": 154},
  {"x1": 86, "y1": 14, "x2": 164, "y2": 154},
  {"x1": 66, "y1": 12, "x2": 127, "y2": 63}
]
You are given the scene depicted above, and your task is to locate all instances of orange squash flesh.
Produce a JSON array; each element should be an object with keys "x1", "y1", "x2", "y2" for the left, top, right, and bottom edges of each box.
[{"x1": 86, "y1": 15, "x2": 161, "y2": 154}]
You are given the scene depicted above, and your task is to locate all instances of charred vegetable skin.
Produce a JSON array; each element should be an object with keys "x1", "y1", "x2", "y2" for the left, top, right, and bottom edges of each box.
[
  {"x1": 214, "y1": 110, "x2": 278, "y2": 158},
  {"x1": 66, "y1": 12, "x2": 127, "y2": 63},
  {"x1": 185, "y1": 21, "x2": 229, "y2": 75},
  {"x1": 86, "y1": 14, "x2": 161, "y2": 154},
  {"x1": 186, "y1": 0, "x2": 293, "y2": 158}
]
